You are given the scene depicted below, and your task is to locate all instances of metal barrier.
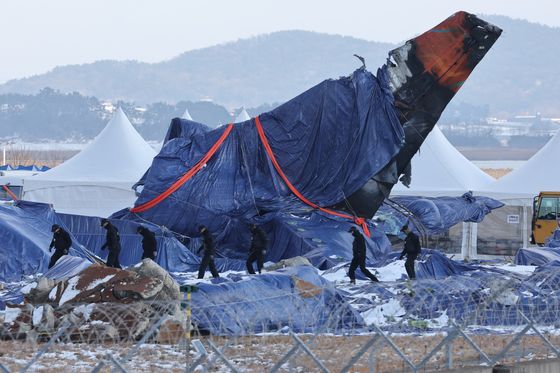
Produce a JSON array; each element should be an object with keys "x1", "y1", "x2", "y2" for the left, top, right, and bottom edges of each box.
[{"x1": 1, "y1": 277, "x2": 560, "y2": 372}]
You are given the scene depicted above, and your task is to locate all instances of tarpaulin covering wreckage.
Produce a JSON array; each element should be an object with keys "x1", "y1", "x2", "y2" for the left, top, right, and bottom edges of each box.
[
  {"x1": 0, "y1": 201, "x2": 92, "y2": 282},
  {"x1": 123, "y1": 11, "x2": 502, "y2": 268},
  {"x1": 377, "y1": 193, "x2": 504, "y2": 236}
]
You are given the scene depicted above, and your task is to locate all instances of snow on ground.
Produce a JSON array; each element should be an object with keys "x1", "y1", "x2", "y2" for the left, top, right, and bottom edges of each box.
[
  {"x1": 480, "y1": 263, "x2": 536, "y2": 276},
  {"x1": 320, "y1": 259, "x2": 406, "y2": 284},
  {"x1": 32, "y1": 305, "x2": 43, "y2": 326},
  {"x1": 4, "y1": 307, "x2": 21, "y2": 324},
  {"x1": 85, "y1": 274, "x2": 115, "y2": 290},
  {"x1": 361, "y1": 298, "x2": 406, "y2": 326},
  {"x1": 19, "y1": 282, "x2": 37, "y2": 295},
  {"x1": 58, "y1": 275, "x2": 80, "y2": 305}
]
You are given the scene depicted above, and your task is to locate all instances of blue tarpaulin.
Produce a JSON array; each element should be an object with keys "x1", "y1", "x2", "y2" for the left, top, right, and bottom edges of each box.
[
  {"x1": 515, "y1": 246, "x2": 560, "y2": 266},
  {"x1": 377, "y1": 193, "x2": 504, "y2": 236},
  {"x1": 119, "y1": 67, "x2": 404, "y2": 268},
  {"x1": 546, "y1": 229, "x2": 560, "y2": 248},
  {"x1": 0, "y1": 201, "x2": 93, "y2": 282},
  {"x1": 190, "y1": 265, "x2": 364, "y2": 335}
]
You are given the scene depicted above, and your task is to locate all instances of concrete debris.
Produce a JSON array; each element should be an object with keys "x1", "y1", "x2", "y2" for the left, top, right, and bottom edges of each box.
[{"x1": 2, "y1": 260, "x2": 183, "y2": 342}]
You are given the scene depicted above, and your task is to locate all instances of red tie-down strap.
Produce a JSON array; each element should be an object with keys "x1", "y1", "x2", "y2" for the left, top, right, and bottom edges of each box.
[
  {"x1": 2, "y1": 185, "x2": 18, "y2": 201},
  {"x1": 130, "y1": 123, "x2": 234, "y2": 213},
  {"x1": 254, "y1": 116, "x2": 371, "y2": 237}
]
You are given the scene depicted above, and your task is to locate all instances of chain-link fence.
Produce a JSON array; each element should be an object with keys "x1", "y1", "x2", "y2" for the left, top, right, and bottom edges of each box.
[{"x1": 1, "y1": 275, "x2": 560, "y2": 372}]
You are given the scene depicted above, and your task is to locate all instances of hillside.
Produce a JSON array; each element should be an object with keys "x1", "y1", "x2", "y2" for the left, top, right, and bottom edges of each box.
[
  {"x1": 0, "y1": 31, "x2": 392, "y2": 108},
  {"x1": 1, "y1": 16, "x2": 559, "y2": 115}
]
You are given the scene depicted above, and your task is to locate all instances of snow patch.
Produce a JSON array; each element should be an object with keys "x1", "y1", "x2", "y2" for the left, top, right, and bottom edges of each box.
[
  {"x1": 74, "y1": 304, "x2": 95, "y2": 320},
  {"x1": 20, "y1": 282, "x2": 37, "y2": 295},
  {"x1": 376, "y1": 260, "x2": 407, "y2": 282},
  {"x1": 427, "y1": 310, "x2": 449, "y2": 328},
  {"x1": 4, "y1": 307, "x2": 21, "y2": 324},
  {"x1": 32, "y1": 306, "x2": 44, "y2": 326},
  {"x1": 86, "y1": 274, "x2": 115, "y2": 290},
  {"x1": 48, "y1": 285, "x2": 58, "y2": 301},
  {"x1": 59, "y1": 276, "x2": 80, "y2": 305},
  {"x1": 361, "y1": 299, "x2": 405, "y2": 326}
]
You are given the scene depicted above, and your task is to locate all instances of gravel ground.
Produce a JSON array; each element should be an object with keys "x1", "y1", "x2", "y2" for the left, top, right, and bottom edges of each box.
[{"x1": 1, "y1": 332, "x2": 559, "y2": 372}]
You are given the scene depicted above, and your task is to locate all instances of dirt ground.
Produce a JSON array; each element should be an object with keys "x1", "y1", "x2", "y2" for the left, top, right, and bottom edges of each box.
[
  {"x1": 1, "y1": 332, "x2": 558, "y2": 372},
  {"x1": 481, "y1": 168, "x2": 512, "y2": 179}
]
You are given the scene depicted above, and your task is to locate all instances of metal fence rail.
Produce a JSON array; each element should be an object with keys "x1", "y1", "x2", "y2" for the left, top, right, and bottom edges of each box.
[{"x1": 1, "y1": 278, "x2": 560, "y2": 372}]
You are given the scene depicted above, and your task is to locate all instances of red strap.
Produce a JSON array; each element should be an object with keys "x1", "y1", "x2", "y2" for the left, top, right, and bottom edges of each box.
[
  {"x1": 130, "y1": 123, "x2": 234, "y2": 213},
  {"x1": 2, "y1": 185, "x2": 18, "y2": 201},
  {"x1": 254, "y1": 116, "x2": 371, "y2": 237}
]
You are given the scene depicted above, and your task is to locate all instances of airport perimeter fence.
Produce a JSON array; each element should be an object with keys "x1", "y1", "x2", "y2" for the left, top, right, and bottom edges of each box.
[{"x1": 1, "y1": 275, "x2": 560, "y2": 373}]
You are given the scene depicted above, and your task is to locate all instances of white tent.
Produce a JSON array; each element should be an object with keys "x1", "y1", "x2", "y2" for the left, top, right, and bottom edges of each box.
[
  {"x1": 484, "y1": 130, "x2": 560, "y2": 200},
  {"x1": 182, "y1": 108, "x2": 193, "y2": 121},
  {"x1": 235, "y1": 108, "x2": 251, "y2": 123},
  {"x1": 391, "y1": 125, "x2": 493, "y2": 197},
  {"x1": 22, "y1": 108, "x2": 156, "y2": 217}
]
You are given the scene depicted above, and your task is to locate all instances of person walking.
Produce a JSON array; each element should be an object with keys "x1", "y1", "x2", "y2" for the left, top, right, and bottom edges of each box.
[
  {"x1": 197, "y1": 225, "x2": 219, "y2": 279},
  {"x1": 246, "y1": 224, "x2": 268, "y2": 274},
  {"x1": 101, "y1": 218, "x2": 121, "y2": 269},
  {"x1": 399, "y1": 225, "x2": 421, "y2": 280},
  {"x1": 348, "y1": 226, "x2": 379, "y2": 284},
  {"x1": 48, "y1": 224, "x2": 72, "y2": 269},
  {"x1": 137, "y1": 226, "x2": 157, "y2": 260}
]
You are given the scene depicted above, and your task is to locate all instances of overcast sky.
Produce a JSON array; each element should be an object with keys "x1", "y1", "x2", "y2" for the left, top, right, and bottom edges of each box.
[{"x1": 0, "y1": 0, "x2": 558, "y2": 84}]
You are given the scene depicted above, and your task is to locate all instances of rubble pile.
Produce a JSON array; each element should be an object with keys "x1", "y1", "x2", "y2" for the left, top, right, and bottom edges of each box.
[{"x1": 1, "y1": 259, "x2": 185, "y2": 343}]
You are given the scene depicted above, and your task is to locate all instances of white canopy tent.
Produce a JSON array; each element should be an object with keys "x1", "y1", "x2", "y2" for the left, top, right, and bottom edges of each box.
[
  {"x1": 472, "y1": 132, "x2": 560, "y2": 257},
  {"x1": 483, "y1": 130, "x2": 560, "y2": 201},
  {"x1": 182, "y1": 108, "x2": 193, "y2": 121},
  {"x1": 22, "y1": 108, "x2": 156, "y2": 217},
  {"x1": 389, "y1": 126, "x2": 511, "y2": 259},
  {"x1": 391, "y1": 125, "x2": 493, "y2": 197},
  {"x1": 235, "y1": 108, "x2": 251, "y2": 123}
]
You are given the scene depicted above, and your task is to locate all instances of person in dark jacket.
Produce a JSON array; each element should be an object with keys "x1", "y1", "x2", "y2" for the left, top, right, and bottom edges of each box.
[
  {"x1": 399, "y1": 225, "x2": 421, "y2": 280},
  {"x1": 48, "y1": 224, "x2": 72, "y2": 269},
  {"x1": 197, "y1": 225, "x2": 219, "y2": 279},
  {"x1": 137, "y1": 226, "x2": 157, "y2": 260},
  {"x1": 101, "y1": 218, "x2": 121, "y2": 269},
  {"x1": 348, "y1": 226, "x2": 379, "y2": 284},
  {"x1": 246, "y1": 224, "x2": 268, "y2": 274}
]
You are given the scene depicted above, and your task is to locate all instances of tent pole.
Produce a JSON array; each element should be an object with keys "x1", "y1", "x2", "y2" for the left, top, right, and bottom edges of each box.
[
  {"x1": 470, "y1": 223, "x2": 478, "y2": 259},
  {"x1": 461, "y1": 222, "x2": 469, "y2": 260},
  {"x1": 522, "y1": 205, "x2": 529, "y2": 248}
]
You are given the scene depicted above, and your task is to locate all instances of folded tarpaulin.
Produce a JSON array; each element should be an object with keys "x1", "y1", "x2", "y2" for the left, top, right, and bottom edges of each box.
[
  {"x1": 515, "y1": 246, "x2": 560, "y2": 266},
  {"x1": 546, "y1": 229, "x2": 560, "y2": 248},
  {"x1": 189, "y1": 265, "x2": 364, "y2": 335},
  {"x1": 124, "y1": 67, "x2": 404, "y2": 263},
  {"x1": 44, "y1": 255, "x2": 93, "y2": 281},
  {"x1": 0, "y1": 201, "x2": 93, "y2": 282},
  {"x1": 378, "y1": 193, "x2": 504, "y2": 235},
  {"x1": 56, "y1": 212, "x2": 202, "y2": 272},
  {"x1": 266, "y1": 212, "x2": 391, "y2": 270}
]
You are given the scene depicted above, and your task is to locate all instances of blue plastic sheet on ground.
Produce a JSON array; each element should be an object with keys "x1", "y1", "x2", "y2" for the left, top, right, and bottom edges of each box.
[
  {"x1": 515, "y1": 246, "x2": 560, "y2": 266},
  {"x1": 377, "y1": 193, "x2": 504, "y2": 236},
  {"x1": 119, "y1": 67, "x2": 404, "y2": 269},
  {"x1": 56, "y1": 213, "x2": 202, "y2": 272},
  {"x1": 189, "y1": 265, "x2": 364, "y2": 335},
  {"x1": 44, "y1": 255, "x2": 93, "y2": 281},
  {"x1": 0, "y1": 201, "x2": 93, "y2": 282},
  {"x1": 546, "y1": 229, "x2": 560, "y2": 248}
]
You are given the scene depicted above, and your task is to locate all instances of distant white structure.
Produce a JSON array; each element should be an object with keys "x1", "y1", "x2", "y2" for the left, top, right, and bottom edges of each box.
[
  {"x1": 391, "y1": 125, "x2": 493, "y2": 197},
  {"x1": 235, "y1": 108, "x2": 251, "y2": 123},
  {"x1": 182, "y1": 108, "x2": 193, "y2": 121},
  {"x1": 485, "y1": 130, "x2": 560, "y2": 200},
  {"x1": 22, "y1": 107, "x2": 156, "y2": 217}
]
